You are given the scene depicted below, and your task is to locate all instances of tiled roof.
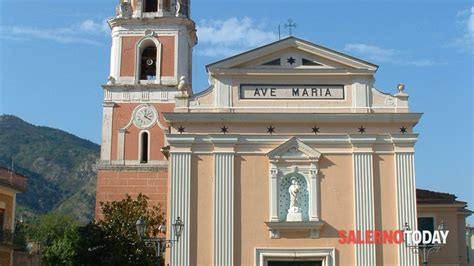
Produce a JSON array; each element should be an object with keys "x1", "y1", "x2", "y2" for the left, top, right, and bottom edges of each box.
[
  {"x1": 0, "y1": 167, "x2": 27, "y2": 192},
  {"x1": 417, "y1": 188, "x2": 467, "y2": 205}
]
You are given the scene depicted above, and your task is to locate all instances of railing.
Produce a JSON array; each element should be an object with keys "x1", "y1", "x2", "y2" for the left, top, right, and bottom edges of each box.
[
  {"x1": 0, "y1": 168, "x2": 27, "y2": 192},
  {"x1": 0, "y1": 229, "x2": 15, "y2": 246}
]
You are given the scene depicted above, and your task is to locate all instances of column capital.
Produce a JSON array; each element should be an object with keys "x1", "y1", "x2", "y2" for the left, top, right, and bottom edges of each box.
[
  {"x1": 270, "y1": 164, "x2": 278, "y2": 179},
  {"x1": 391, "y1": 134, "x2": 418, "y2": 153},
  {"x1": 168, "y1": 136, "x2": 195, "y2": 153},
  {"x1": 349, "y1": 135, "x2": 377, "y2": 153},
  {"x1": 210, "y1": 135, "x2": 238, "y2": 153},
  {"x1": 103, "y1": 102, "x2": 116, "y2": 108},
  {"x1": 309, "y1": 163, "x2": 318, "y2": 179}
]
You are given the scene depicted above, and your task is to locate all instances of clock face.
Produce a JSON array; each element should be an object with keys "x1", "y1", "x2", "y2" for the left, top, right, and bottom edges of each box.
[{"x1": 133, "y1": 105, "x2": 157, "y2": 129}]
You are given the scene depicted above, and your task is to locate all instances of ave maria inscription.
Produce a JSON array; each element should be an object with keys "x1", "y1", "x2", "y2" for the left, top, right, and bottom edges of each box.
[{"x1": 240, "y1": 84, "x2": 345, "y2": 100}]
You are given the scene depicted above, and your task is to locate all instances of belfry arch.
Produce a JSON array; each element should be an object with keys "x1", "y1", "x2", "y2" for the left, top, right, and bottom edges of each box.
[{"x1": 134, "y1": 36, "x2": 162, "y2": 83}]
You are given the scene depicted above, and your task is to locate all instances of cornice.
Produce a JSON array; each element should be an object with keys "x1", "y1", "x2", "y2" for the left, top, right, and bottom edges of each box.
[
  {"x1": 163, "y1": 112, "x2": 423, "y2": 125},
  {"x1": 107, "y1": 16, "x2": 198, "y2": 45},
  {"x1": 102, "y1": 84, "x2": 178, "y2": 90},
  {"x1": 164, "y1": 134, "x2": 418, "y2": 153},
  {"x1": 210, "y1": 68, "x2": 375, "y2": 77}
]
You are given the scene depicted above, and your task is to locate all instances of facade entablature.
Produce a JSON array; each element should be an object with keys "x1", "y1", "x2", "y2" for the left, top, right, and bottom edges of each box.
[{"x1": 163, "y1": 112, "x2": 421, "y2": 152}]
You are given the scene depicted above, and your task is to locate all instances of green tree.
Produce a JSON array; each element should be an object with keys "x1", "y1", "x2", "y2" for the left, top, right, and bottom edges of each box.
[
  {"x1": 74, "y1": 193, "x2": 165, "y2": 266},
  {"x1": 26, "y1": 212, "x2": 79, "y2": 265}
]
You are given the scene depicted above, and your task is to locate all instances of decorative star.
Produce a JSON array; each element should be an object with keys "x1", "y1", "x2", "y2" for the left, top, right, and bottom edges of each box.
[
  {"x1": 287, "y1": 57, "x2": 296, "y2": 65},
  {"x1": 177, "y1": 125, "x2": 185, "y2": 134},
  {"x1": 267, "y1": 125, "x2": 275, "y2": 134},
  {"x1": 400, "y1": 126, "x2": 407, "y2": 134},
  {"x1": 358, "y1": 126, "x2": 366, "y2": 134},
  {"x1": 311, "y1": 126, "x2": 320, "y2": 134},
  {"x1": 220, "y1": 125, "x2": 229, "y2": 134}
]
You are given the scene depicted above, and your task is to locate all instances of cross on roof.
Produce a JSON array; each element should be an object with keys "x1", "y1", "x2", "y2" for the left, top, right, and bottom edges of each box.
[{"x1": 284, "y1": 19, "x2": 297, "y2": 36}]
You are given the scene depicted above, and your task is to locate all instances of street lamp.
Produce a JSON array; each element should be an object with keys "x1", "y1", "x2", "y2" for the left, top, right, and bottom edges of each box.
[
  {"x1": 172, "y1": 217, "x2": 184, "y2": 239},
  {"x1": 135, "y1": 216, "x2": 184, "y2": 266},
  {"x1": 403, "y1": 221, "x2": 448, "y2": 265},
  {"x1": 136, "y1": 217, "x2": 147, "y2": 238}
]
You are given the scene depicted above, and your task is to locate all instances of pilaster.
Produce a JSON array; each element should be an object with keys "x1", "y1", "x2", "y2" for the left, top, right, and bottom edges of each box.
[
  {"x1": 214, "y1": 78, "x2": 232, "y2": 111},
  {"x1": 393, "y1": 135, "x2": 419, "y2": 266},
  {"x1": 351, "y1": 136, "x2": 377, "y2": 266},
  {"x1": 211, "y1": 136, "x2": 237, "y2": 266},
  {"x1": 117, "y1": 128, "x2": 126, "y2": 163},
  {"x1": 269, "y1": 163, "x2": 279, "y2": 222},
  {"x1": 309, "y1": 163, "x2": 320, "y2": 221},
  {"x1": 101, "y1": 102, "x2": 115, "y2": 162},
  {"x1": 168, "y1": 137, "x2": 194, "y2": 266},
  {"x1": 109, "y1": 33, "x2": 121, "y2": 80},
  {"x1": 352, "y1": 77, "x2": 371, "y2": 112}
]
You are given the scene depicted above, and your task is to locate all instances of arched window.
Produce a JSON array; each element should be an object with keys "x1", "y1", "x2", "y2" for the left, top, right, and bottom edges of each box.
[
  {"x1": 140, "y1": 46, "x2": 157, "y2": 80},
  {"x1": 140, "y1": 131, "x2": 149, "y2": 163},
  {"x1": 143, "y1": 0, "x2": 158, "y2": 12}
]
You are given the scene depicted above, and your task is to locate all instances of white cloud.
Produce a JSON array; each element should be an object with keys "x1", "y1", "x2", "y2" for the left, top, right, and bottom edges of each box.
[
  {"x1": 344, "y1": 43, "x2": 435, "y2": 66},
  {"x1": 78, "y1": 19, "x2": 109, "y2": 35},
  {"x1": 196, "y1": 17, "x2": 278, "y2": 57},
  {"x1": 468, "y1": 7, "x2": 474, "y2": 34},
  {"x1": 452, "y1": 6, "x2": 474, "y2": 54},
  {"x1": 344, "y1": 44, "x2": 396, "y2": 62},
  {"x1": 0, "y1": 19, "x2": 109, "y2": 46}
]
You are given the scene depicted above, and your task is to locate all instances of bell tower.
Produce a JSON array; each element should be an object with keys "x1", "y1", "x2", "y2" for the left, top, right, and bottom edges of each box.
[{"x1": 95, "y1": 0, "x2": 197, "y2": 217}]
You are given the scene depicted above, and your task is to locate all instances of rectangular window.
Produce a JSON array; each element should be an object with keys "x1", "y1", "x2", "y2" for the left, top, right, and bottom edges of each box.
[
  {"x1": 418, "y1": 217, "x2": 435, "y2": 245},
  {"x1": 418, "y1": 217, "x2": 434, "y2": 233}
]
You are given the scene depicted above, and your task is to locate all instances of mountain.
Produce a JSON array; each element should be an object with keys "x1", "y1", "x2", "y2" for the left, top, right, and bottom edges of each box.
[{"x1": 0, "y1": 115, "x2": 99, "y2": 223}]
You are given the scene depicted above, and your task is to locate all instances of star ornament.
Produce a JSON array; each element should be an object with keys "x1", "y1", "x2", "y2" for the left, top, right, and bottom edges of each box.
[
  {"x1": 287, "y1": 57, "x2": 296, "y2": 65},
  {"x1": 358, "y1": 126, "x2": 366, "y2": 134},
  {"x1": 177, "y1": 125, "x2": 185, "y2": 134},
  {"x1": 311, "y1": 126, "x2": 320, "y2": 134},
  {"x1": 267, "y1": 125, "x2": 275, "y2": 134},
  {"x1": 400, "y1": 126, "x2": 407, "y2": 134},
  {"x1": 220, "y1": 125, "x2": 229, "y2": 134}
]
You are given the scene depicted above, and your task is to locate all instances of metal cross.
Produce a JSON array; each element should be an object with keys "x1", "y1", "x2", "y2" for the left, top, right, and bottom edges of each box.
[{"x1": 284, "y1": 19, "x2": 297, "y2": 36}]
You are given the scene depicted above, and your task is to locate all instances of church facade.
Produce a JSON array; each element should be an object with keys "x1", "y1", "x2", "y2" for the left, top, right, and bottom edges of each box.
[{"x1": 95, "y1": 1, "x2": 471, "y2": 265}]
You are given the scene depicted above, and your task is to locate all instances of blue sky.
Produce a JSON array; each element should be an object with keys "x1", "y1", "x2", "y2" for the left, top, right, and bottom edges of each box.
[{"x1": 0, "y1": 0, "x2": 473, "y2": 223}]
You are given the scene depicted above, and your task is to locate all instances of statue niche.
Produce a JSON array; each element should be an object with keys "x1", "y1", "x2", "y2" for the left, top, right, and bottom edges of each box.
[{"x1": 278, "y1": 173, "x2": 309, "y2": 222}]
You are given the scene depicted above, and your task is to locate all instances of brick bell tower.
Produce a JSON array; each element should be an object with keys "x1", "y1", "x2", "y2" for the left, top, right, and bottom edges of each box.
[{"x1": 95, "y1": 0, "x2": 197, "y2": 217}]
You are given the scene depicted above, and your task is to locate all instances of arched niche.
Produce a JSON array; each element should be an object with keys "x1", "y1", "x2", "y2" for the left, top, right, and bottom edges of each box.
[{"x1": 278, "y1": 172, "x2": 310, "y2": 222}]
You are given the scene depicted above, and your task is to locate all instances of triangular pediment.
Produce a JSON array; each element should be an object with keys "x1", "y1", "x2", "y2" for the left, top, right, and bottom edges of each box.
[
  {"x1": 206, "y1": 37, "x2": 378, "y2": 73},
  {"x1": 239, "y1": 47, "x2": 339, "y2": 70},
  {"x1": 267, "y1": 137, "x2": 321, "y2": 161}
]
